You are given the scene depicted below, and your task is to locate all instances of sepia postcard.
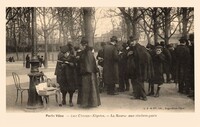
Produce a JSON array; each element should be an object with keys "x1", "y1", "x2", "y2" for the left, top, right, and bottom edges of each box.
[{"x1": 1, "y1": 0, "x2": 200, "y2": 127}]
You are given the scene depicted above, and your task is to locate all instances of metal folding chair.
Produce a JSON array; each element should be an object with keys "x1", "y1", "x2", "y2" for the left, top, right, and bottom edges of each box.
[{"x1": 12, "y1": 72, "x2": 29, "y2": 104}]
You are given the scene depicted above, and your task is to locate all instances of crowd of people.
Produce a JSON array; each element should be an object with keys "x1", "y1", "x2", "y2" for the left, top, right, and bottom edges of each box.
[
  {"x1": 28, "y1": 33, "x2": 194, "y2": 108},
  {"x1": 95, "y1": 33, "x2": 194, "y2": 101},
  {"x1": 54, "y1": 37, "x2": 101, "y2": 108}
]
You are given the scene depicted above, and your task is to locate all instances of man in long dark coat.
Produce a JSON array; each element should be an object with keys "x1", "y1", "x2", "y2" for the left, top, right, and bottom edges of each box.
[
  {"x1": 160, "y1": 41, "x2": 172, "y2": 83},
  {"x1": 167, "y1": 43, "x2": 176, "y2": 82},
  {"x1": 174, "y1": 37, "x2": 190, "y2": 94},
  {"x1": 188, "y1": 33, "x2": 194, "y2": 99},
  {"x1": 127, "y1": 36, "x2": 154, "y2": 101},
  {"x1": 118, "y1": 42, "x2": 130, "y2": 92},
  {"x1": 103, "y1": 36, "x2": 119, "y2": 95}
]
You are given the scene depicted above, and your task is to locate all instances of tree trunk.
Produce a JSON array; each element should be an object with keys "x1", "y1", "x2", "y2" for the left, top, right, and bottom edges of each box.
[
  {"x1": 17, "y1": 25, "x2": 21, "y2": 61},
  {"x1": 63, "y1": 27, "x2": 66, "y2": 45},
  {"x1": 27, "y1": 8, "x2": 31, "y2": 49},
  {"x1": 131, "y1": 8, "x2": 138, "y2": 39},
  {"x1": 13, "y1": 21, "x2": 19, "y2": 60},
  {"x1": 182, "y1": 8, "x2": 188, "y2": 38},
  {"x1": 153, "y1": 8, "x2": 158, "y2": 44},
  {"x1": 80, "y1": 9, "x2": 85, "y2": 37},
  {"x1": 83, "y1": 7, "x2": 94, "y2": 47},
  {"x1": 125, "y1": 17, "x2": 131, "y2": 39},
  {"x1": 68, "y1": 8, "x2": 76, "y2": 44},
  {"x1": 58, "y1": 23, "x2": 62, "y2": 47},
  {"x1": 177, "y1": 8, "x2": 182, "y2": 34},
  {"x1": 44, "y1": 35, "x2": 48, "y2": 68},
  {"x1": 43, "y1": 7, "x2": 48, "y2": 68},
  {"x1": 164, "y1": 8, "x2": 171, "y2": 45}
]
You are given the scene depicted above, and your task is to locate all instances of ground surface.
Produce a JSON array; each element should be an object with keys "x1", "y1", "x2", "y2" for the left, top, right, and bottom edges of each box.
[{"x1": 6, "y1": 61, "x2": 194, "y2": 113}]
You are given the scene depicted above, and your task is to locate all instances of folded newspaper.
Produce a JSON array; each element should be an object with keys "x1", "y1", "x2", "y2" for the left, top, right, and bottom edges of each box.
[{"x1": 36, "y1": 82, "x2": 57, "y2": 96}]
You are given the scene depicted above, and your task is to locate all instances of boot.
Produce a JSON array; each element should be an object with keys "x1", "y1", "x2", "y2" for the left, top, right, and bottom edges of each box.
[
  {"x1": 62, "y1": 92, "x2": 66, "y2": 105},
  {"x1": 62, "y1": 100, "x2": 66, "y2": 105},
  {"x1": 147, "y1": 85, "x2": 154, "y2": 96},
  {"x1": 69, "y1": 92, "x2": 74, "y2": 107},
  {"x1": 154, "y1": 86, "x2": 161, "y2": 97},
  {"x1": 69, "y1": 102, "x2": 74, "y2": 107}
]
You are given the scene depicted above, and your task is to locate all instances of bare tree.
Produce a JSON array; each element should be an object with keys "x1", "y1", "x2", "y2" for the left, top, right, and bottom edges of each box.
[
  {"x1": 102, "y1": 8, "x2": 124, "y2": 40},
  {"x1": 157, "y1": 7, "x2": 180, "y2": 45},
  {"x1": 138, "y1": 7, "x2": 164, "y2": 44},
  {"x1": 37, "y1": 7, "x2": 59, "y2": 68},
  {"x1": 55, "y1": 7, "x2": 83, "y2": 46},
  {"x1": 118, "y1": 7, "x2": 142, "y2": 39},
  {"x1": 6, "y1": 7, "x2": 33, "y2": 60},
  {"x1": 179, "y1": 7, "x2": 194, "y2": 38}
]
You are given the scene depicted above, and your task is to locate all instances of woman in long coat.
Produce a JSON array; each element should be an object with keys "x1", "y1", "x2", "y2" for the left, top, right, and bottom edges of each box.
[
  {"x1": 25, "y1": 54, "x2": 30, "y2": 68},
  {"x1": 55, "y1": 44, "x2": 77, "y2": 106},
  {"x1": 77, "y1": 38, "x2": 101, "y2": 108}
]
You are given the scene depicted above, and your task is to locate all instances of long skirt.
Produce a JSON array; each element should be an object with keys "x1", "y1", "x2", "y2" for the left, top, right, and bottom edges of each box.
[
  {"x1": 78, "y1": 73, "x2": 101, "y2": 107},
  {"x1": 26, "y1": 61, "x2": 30, "y2": 68}
]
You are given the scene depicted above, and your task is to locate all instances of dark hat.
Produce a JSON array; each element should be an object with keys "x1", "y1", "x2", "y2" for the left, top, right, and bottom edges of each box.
[
  {"x1": 155, "y1": 45, "x2": 163, "y2": 50},
  {"x1": 67, "y1": 43, "x2": 73, "y2": 50},
  {"x1": 122, "y1": 42, "x2": 127, "y2": 48},
  {"x1": 129, "y1": 36, "x2": 138, "y2": 41},
  {"x1": 74, "y1": 46, "x2": 80, "y2": 51},
  {"x1": 167, "y1": 43, "x2": 173, "y2": 48},
  {"x1": 60, "y1": 45, "x2": 70, "y2": 53},
  {"x1": 189, "y1": 33, "x2": 194, "y2": 41},
  {"x1": 127, "y1": 40, "x2": 130, "y2": 46},
  {"x1": 146, "y1": 43, "x2": 152, "y2": 47},
  {"x1": 110, "y1": 36, "x2": 118, "y2": 42},
  {"x1": 80, "y1": 37, "x2": 88, "y2": 45},
  {"x1": 160, "y1": 41, "x2": 165, "y2": 46},
  {"x1": 179, "y1": 36, "x2": 187, "y2": 43}
]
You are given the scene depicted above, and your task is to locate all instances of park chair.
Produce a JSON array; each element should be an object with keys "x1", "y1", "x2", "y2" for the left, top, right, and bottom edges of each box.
[
  {"x1": 36, "y1": 75, "x2": 62, "y2": 108},
  {"x1": 12, "y1": 72, "x2": 29, "y2": 104}
]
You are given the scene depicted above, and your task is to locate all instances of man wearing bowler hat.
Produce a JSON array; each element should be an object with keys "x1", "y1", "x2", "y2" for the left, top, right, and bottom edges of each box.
[
  {"x1": 174, "y1": 37, "x2": 191, "y2": 94},
  {"x1": 103, "y1": 36, "x2": 119, "y2": 95},
  {"x1": 127, "y1": 35, "x2": 154, "y2": 101}
]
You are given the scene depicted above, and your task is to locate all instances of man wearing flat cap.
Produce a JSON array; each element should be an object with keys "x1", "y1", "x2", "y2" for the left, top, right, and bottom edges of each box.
[
  {"x1": 174, "y1": 36, "x2": 191, "y2": 94},
  {"x1": 103, "y1": 36, "x2": 119, "y2": 95}
]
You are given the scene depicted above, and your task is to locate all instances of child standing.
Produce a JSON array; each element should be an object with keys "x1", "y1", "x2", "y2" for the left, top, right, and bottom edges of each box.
[{"x1": 148, "y1": 45, "x2": 165, "y2": 97}]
